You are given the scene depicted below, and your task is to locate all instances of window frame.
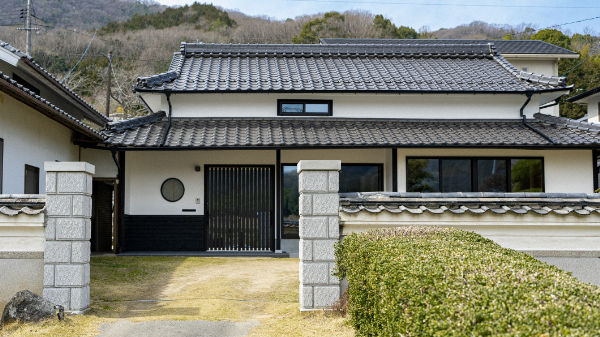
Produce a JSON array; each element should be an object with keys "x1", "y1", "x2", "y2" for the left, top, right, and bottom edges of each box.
[
  {"x1": 280, "y1": 162, "x2": 384, "y2": 239},
  {"x1": 406, "y1": 156, "x2": 545, "y2": 193},
  {"x1": 24, "y1": 164, "x2": 40, "y2": 194},
  {"x1": 0, "y1": 138, "x2": 3, "y2": 193},
  {"x1": 277, "y1": 99, "x2": 333, "y2": 116},
  {"x1": 160, "y1": 178, "x2": 185, "y2": 202}
]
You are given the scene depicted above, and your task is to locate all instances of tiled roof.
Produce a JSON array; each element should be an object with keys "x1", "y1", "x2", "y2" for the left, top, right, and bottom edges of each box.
[
  {"x1": 0, "y1": 40, "x2": 111, "y2": 125},
  {"x1": 133, "y1": 43, "x2": 567, "y2": 93},
  {"x1": 0, "y1": 195, "x2": 45, "y2": 216},
  {"x1": 107, "y1": 111, "x2": 166, "y2": 131},
  {"x1": 339, "y1": 192, "x2": 600, "y2": 216},
  {"x1": 320, "y1": 39, "x2": 578, "y2": 55},
  {"x1": 103, "y1": 113, "x2": 600, "y2": 148},
  {"x1": 0, "y1": 71, "x2": 105, "y2": 140},
  {"x1": 566, "y1": 86, "x2": 600, "y2": 103}
]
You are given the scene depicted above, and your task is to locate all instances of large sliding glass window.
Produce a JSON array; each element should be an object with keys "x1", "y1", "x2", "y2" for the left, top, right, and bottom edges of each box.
[
  {"x1": 407, "y1": 157, "x2": 543, "y2": 193},
  {"x1": 281, "y1": 164, "x2": 383, "y2": 238}
]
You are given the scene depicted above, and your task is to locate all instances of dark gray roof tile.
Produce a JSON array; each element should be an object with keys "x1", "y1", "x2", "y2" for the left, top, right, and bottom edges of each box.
[
  {"x1": 104, "y1": 113, "x2": 600, "y2": 148},
  {"x1": 320, "y1": 39, "x2": 578, "y2": 55},
  {"x1": 134, "y1": 43, "x2": 567, "y2": 93}
]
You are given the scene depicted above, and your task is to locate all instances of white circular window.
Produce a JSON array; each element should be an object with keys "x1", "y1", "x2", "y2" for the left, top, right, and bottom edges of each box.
[{"x1": 161, "y1": 178, "x2": 184, "y2": 202}]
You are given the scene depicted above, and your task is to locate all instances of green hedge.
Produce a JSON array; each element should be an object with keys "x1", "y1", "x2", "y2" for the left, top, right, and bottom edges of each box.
[{"x1": 334, "y1": 227, "x2": 600, "y2": 336}]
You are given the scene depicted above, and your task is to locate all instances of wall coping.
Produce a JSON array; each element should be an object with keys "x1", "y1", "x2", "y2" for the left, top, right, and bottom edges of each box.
[
  {"x1": 297, "y1": 160, "x2": 341, "y2": 173},
  {"x1": 44, "y1": 162, "x2": 95, "y2": 174},
  {"x1": 340, "y1": 192, "x2": 600, "y2": 199}
]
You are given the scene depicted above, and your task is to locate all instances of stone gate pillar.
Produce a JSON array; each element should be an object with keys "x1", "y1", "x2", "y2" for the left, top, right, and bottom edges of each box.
[
  {"x1": 43, "y1": 162, "x2": 94, "y2": 313},
  {"x1": 298, "y1": 160, "x2": 341, "y2": 311}
]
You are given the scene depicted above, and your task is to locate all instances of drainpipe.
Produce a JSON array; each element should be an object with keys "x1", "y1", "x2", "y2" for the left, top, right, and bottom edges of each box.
[
  {"x1": 520, "y1": 91, "x2": 557, "y2": 145},
  {"x1": 539, "y1": 98, "x2": 560, "y2": 110},
  {"x1": 160, "y1": 92, "x2": 173, "y2": 147}
]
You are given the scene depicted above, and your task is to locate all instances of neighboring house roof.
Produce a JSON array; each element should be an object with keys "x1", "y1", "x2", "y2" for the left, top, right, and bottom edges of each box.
[
  {"x1": 320, "y1": 39, "x2": 579, "y2": 57},
  {"x1": 339, "y1": 192, "x2": 600, "y2": 215},
  {"x1": 0, "y1": 40, "x2": 111, "y2": 126},
  {"x1": 102, "y1": 112, "x2": 600, "y2": 149},
  {"x1": 566, "y1": 86, "x2": 600, "y2": 103},
  {"x1": 0, "y1": 71, "x2": 105, "y2": 140},
  {"x1": 133, "y1": 43, "x2": 568, "y2": 93}
]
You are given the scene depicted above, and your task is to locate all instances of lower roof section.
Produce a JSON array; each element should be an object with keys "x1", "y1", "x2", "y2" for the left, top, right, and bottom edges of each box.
[{"x1": 102, "y1": 113, "x2": 600, "y2": 149}]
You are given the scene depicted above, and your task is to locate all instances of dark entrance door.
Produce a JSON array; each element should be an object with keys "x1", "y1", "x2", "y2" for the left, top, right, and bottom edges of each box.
[{"x1": 205, "y1": 166, "x2": 275, "y2": 251}]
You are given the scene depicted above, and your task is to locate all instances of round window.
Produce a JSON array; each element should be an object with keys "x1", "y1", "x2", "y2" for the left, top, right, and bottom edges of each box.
[{"x1": 161, "y1": 178, "x2": 184, "y2": 202}]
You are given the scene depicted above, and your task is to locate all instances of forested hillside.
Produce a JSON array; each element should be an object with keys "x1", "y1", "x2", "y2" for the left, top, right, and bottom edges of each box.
[
  {"x1": 0, "y1": 1, "x2": 598, "y2": 120},
  {"x1": 0, "y1": 0, "x2": 165, "y2": 30}
]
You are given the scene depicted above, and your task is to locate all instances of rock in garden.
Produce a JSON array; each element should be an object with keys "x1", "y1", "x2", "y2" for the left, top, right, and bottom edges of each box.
[{"x1": 0, "y1": 290, "x2": 61, "y2": 328}]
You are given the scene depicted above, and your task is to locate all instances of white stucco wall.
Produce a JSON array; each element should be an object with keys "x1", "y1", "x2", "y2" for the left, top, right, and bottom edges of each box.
[
  {"x1": 503, "y1": 58, "x2": 558, "y2": 77},
  {"x1": 396, "y1": 148, "x2": 594, "y2": 193},
  {"x1": 80, "y1": 148, "x2": 118, "y2": 178},
  {"x1": 503, "y1": 57, "x2": 560, "y2": 116},
  {"x1": 571, "y1": 94, "x2": 600, "y2": 124},
  {"x1": 0, "y1": 92, "x2": 79, "y2": 193},
  {"x1": 125, "y1": 147, "x2": 593, "y2": 216},
  {"x1": 141, "y1": 92, "x2": 544, "y2": 120},
  {"x1": 125, "y1": 148, "x2": 393, "y2": 215},
  {"x1": 339, "y1": 211, "x2": 600, "y2": 252}
]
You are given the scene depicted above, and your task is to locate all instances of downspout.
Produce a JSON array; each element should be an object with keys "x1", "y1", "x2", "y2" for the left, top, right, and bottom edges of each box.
[
  {"x1": 520, "y1": 91, "x2": 557, "y2": 145},
  {"x1": 539, "y1": 98, "x2": 560, "y2": 110},
  {"x1": 110, "y1": 147, "x2": 121, "y2": 172},
  {"x1": 160, "y1": 92, "x2": 173, "y2": 147}
]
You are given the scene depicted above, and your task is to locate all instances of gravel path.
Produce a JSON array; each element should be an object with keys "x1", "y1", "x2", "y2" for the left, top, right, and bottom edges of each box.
[{"x1": 98, "y1": 320, "x2": 260, "y2": 337}]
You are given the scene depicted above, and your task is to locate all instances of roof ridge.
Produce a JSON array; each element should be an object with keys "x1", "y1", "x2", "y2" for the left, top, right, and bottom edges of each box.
[
  {"x1": 0, "y1": 71, "x2": 105, "y2": 139},
  {"x1": 107, "y1": 111, "x2": 166, "y2": 131},
  {"x1": 0, "y1": 39, "x2": 110, "y2": 124},
  {"x1": 534, "y1": 112, "x2": 600, "y2": 132},
  {"x1": 493, "y1": 54, "x2": 566, "y2": 87}
]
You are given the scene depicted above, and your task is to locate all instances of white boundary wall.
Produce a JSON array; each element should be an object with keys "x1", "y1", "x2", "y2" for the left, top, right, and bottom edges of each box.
[{"x1": 0, "y1": 210, "x2": 45, "y2": 309}]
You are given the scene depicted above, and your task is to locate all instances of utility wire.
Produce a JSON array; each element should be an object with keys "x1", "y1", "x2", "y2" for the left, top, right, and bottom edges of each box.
[
  {"x1": 561, "y1": 42, "x2": 600, "y2": 76},
  {"x1": 61, "y1": 32, "x2": 96, "y2": 83}
]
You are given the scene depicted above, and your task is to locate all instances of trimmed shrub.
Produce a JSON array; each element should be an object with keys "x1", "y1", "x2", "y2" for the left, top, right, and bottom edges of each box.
[{"x1": 334, "y1": 227, "x2": 600, "y2": 336}]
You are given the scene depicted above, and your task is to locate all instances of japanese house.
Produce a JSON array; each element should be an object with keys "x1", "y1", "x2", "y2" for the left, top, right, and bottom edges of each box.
[{"x1": 74, "y1": 40, "x2": 600, "y2": 257}]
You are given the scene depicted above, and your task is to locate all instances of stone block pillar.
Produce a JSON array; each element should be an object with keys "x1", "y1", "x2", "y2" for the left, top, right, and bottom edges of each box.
[
  {"x1": 298, "y1": 160, "x2": 341, "y2": 311},
  {"x1": 43, "y1": 162, "x2": 94, "y2": 313}
]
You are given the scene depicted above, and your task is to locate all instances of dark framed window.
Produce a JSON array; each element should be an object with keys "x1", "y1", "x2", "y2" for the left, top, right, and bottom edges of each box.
[
  {"x1": 24, "y1": 165, "x2": 39, "y2": 194},
  {"x1": 277, "y1": 99, "x2": 333, "y2": 116},
  {"x1": 161, "y1": 178, "x2": 185, "y2": 202},
  {"x1": 0, "y1": 138, "x2": 3, "y2": 193},
  {"x1": 281, "y1": 163, "x2": 383, "y2": 238},
  {"x1": 407, "y1": 157, "x2": 544, "y2": 193},
  {"x1": 13, "y1": 74, "x2": 40, "y2": 96}
]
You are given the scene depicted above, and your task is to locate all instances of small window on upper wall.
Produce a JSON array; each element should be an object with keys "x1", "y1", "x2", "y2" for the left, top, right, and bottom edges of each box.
[
  {"x1": 278, "y1": 100, "x2": 332, "y2": 116},
  {"x1": 24, "y1": 165, "x2": 39, "y2": 194}
]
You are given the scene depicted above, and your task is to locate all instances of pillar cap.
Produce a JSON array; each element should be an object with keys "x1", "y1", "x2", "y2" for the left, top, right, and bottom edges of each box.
[
  {"x1": 297, "y1": 160, "x2": 341, "y2": 173},
  {"x1": 44, "y1": 162, "x2": 95, "y2": 174}
]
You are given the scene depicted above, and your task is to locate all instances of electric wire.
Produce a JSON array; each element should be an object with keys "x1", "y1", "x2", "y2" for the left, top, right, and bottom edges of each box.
[{"x1": 61, "y1": 32, "x2": 96, "y2": 83}]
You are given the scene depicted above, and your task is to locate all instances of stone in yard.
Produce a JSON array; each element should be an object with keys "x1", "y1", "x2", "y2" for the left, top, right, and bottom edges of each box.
[{"x1": 0, "y1": 290, "x2": 61, "y2": 328}]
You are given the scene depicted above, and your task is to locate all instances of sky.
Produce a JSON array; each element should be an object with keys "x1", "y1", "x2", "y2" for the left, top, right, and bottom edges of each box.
[{"x1": 157, "y1": 0, "x2": 600, "y2": 35}]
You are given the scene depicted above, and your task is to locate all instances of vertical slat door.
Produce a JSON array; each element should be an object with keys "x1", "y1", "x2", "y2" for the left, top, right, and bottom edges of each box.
[{"x1": 206, "y1": 166, "x2": 274, "y2": 251}]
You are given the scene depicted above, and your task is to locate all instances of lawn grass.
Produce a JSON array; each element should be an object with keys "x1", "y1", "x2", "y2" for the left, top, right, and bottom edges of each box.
[{"x1": 0, "y1": 257, "x2": 353, "y2": 337}]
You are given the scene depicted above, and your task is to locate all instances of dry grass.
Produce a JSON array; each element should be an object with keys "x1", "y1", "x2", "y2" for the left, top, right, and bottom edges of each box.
[{"x1": 0, "y1": 257, "x2": 354, "y2": 337}]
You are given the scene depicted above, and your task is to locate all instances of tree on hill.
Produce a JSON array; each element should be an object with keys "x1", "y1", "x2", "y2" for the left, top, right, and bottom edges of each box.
[
  {"x1": 99, "y1": 2, "x2": 236, "y2": 34},
  {"x1": 531, "y1": 29, "x2": 571, "y2": 49},
  {"x1": 373, "y1": 15, "x2": 417, "y2": 39},
  {"x1": 292, "y1": 12, "x2": 346, "y2": 44}
]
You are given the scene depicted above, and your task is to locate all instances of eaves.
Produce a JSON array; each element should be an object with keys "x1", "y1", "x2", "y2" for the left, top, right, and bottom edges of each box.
[
  {"x1": 0, "y1": 76, "x2": 104, "y2": 141},
  {"x1": 132, "y1": 87, "x2": 573, "y2": 95},
  {"x1": 501, "y1": 53, "x2": 580, "y2": 60}
]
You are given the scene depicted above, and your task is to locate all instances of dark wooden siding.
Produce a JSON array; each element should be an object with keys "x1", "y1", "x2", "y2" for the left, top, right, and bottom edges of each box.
[
  {"x1": 92, "y1": 181, "x2": 114, "y2": 252},
  {"x1": 122, "y1": 215, "x2": 205, "y2": 252}
]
